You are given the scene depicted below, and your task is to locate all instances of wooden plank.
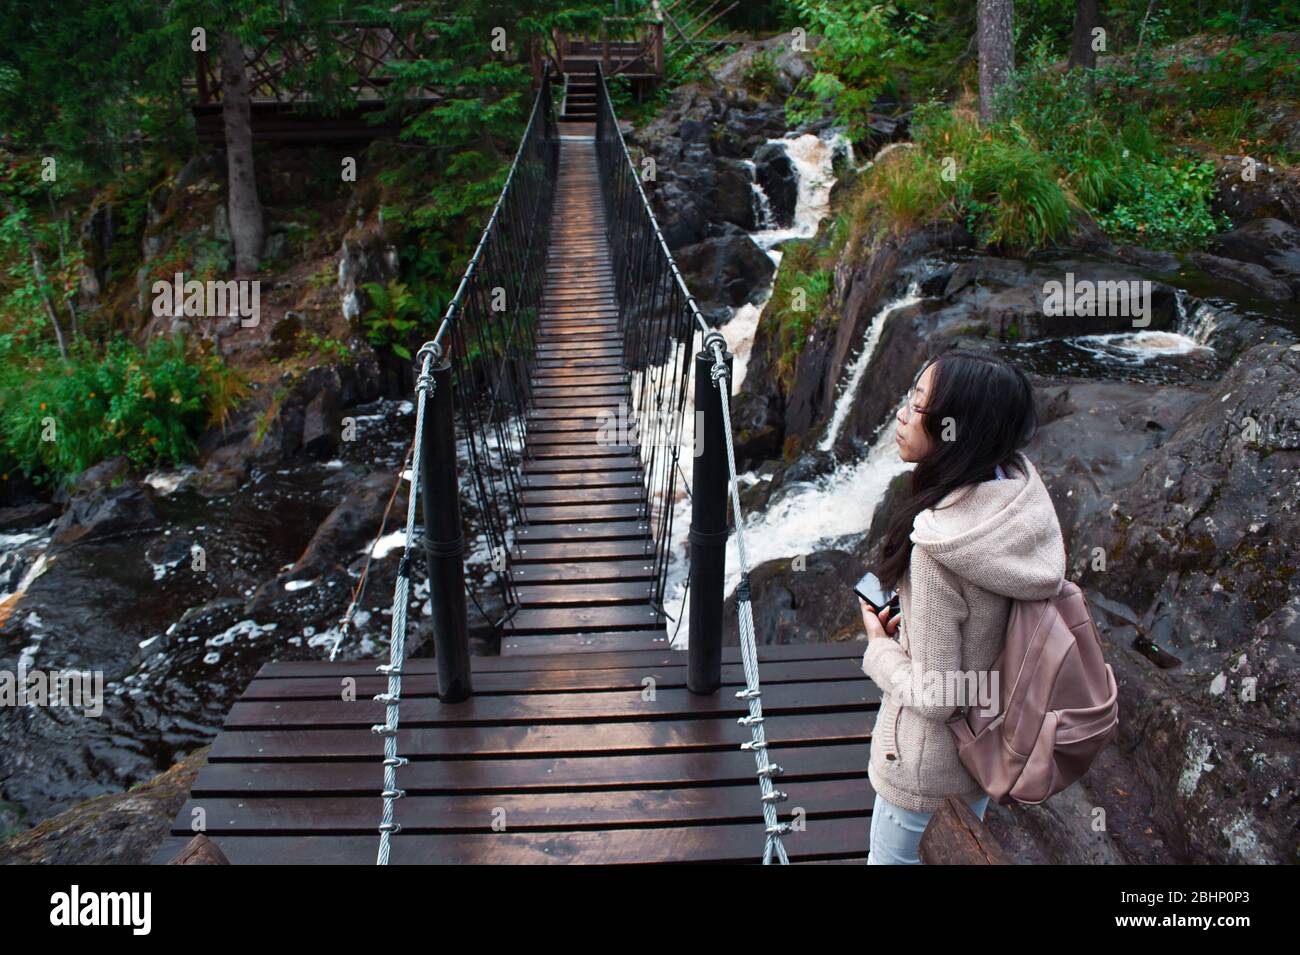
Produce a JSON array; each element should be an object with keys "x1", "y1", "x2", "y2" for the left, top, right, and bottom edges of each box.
[
  {"x1": 501, "y1": 604, "x2": 665, "y2": 635},
  {"x1": 222, "y1": 679, "x2": 870, "y2": 728},
  {"x1": 168, "y1": 778, "x2": 871, "y2": 835},
  {"x1": 514, "y1": 581, "x2": 655, "y2": 606},
  {"x1": 520, "y1": 486, "x2": 644, "y2": 506},
  {"x1": 240, "y1": 659, "x2": 861, "y2": 701},
  {"x1": 509, "y1": 558, "x2": 656, "y2": 583},
  {"x1": 513, "y1": 519, "x2": 648, "y2": 540},
  {"x1": 256, "y1": 641, "x2": 865, "y2": 679},
  {"x1": 151, "y1": 815, "x2": 870, "y2": 864},
  {"x1": 522, "y1": 502, "x2": 647, "y2": 523},
  {"x1": 501, "y1": 630, "x2": 668, "y2": 655},
  {"x1": 205, "y1": 712, "x2": 870, "y2": 765}
]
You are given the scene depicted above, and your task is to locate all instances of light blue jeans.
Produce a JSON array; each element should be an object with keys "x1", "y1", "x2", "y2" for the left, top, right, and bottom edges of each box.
[{"x1": 867, "y1": 791, "x2": 991, "y2": 864}]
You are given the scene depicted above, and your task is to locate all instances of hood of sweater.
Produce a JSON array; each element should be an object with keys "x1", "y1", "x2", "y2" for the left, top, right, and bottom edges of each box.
[{"x1": 909, "y1": 451, "x2": 1066, "y2": 600}]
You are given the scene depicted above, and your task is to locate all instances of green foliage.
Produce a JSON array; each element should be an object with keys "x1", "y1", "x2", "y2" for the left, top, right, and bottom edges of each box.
[
  {"x1": 744, "y1": 49, "x2": 782, "y2": 99},
  {"x1": 1094, "y1": 157, "x2": 1225, "y2": 247},
  {"x1": 0, "y1": 334, "x2": 238, "y2": 484},
  {"x1": 786, "y1": 1, "x2": 927, "y2": 143},
  {"x1": 360, "y1": 280, "x2": 420, "y2": 359}
]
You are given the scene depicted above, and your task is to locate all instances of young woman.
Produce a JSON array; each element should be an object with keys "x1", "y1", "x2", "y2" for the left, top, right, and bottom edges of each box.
[{"x1": 859, "y1": 349, "x2": 1066, "y2": 864}]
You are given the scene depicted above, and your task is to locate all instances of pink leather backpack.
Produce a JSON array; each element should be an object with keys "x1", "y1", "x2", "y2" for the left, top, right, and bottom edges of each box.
[{"x1": 946, "y1": 579, "x2": 1119, "y2": 805}]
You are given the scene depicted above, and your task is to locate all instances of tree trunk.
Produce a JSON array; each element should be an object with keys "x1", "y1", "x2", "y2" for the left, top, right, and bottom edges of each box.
[
  {"x1": 219, "y1": 31, "x2": 263, "y2": 276},
  {"x1": 1068, "y1": 0, "x2": 1100, "y2": 70},
  {"x1": 977, "y1": 0, "x2": 1015, "y2": 124},
  {"x1": 3, "y1": 196, "x2": 68, "y2": 359}
]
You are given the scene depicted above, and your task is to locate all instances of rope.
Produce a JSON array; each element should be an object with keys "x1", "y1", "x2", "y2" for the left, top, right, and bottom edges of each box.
[
  {"x1": 374, "y1": 340, "x2": 441, "y2": 866},
  {"x1": 328, "y1": 442, "x2": 413, "y2": 662},
  {"x1": 704, "y1": 330, "x2": 792, "y2": 865}
]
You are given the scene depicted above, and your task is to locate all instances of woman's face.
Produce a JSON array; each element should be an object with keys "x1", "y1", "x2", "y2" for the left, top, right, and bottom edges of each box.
[{"x1": 894, "y1": 363, "x2": 935, "y2": 463}]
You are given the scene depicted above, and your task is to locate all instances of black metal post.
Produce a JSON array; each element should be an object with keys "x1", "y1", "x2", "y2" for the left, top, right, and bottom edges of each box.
[
  {"x1": 420, "y1": 357, "x2": 472, "y2": 702},
  {"x1": 688, "y1": 346, "x2": 731, "y2": 694}
]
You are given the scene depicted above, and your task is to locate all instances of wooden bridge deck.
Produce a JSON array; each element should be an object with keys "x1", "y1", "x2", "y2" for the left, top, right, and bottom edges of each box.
[
  {"x1": 151, "y1": 641, "x2": 879, "y2": 864},
  {"x1": 504, "y1": 127, "x2": 668, "y2": 656}
]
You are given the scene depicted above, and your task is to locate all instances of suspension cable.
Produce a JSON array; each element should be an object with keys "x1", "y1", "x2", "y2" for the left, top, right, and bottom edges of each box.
[{"x1": 374, "y1": 341, "x2": 441, "y2": 866}]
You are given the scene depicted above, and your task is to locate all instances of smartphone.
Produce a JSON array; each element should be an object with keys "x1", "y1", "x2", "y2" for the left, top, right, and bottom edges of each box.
[{"x1": 852, "y1": 570, "x2": 897, "y2": 613}]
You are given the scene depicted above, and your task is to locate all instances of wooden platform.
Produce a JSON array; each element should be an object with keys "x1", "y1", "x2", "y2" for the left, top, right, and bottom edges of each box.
[
  {"x1": 505, "y1": 129, "x2": 667, "y2": 652},
  {"x1": 151, "y1": 642, "x2": 880, "y2": 864}
]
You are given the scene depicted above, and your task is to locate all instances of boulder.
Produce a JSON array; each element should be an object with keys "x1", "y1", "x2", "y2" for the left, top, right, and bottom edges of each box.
[
  {"x1": 752, "y1": 141, "x2": 797, "y2": 227},
  {"x1": 1212, "y1": 218, "x2": 1300, "y2": 296},
  {"x1": 1188, "y1": 252, "x2": 1293, "y2": 301},
  {"x1": 721, "y1": 548, "x2": 865, "y2": 646},
  {"x1": 672, "y1": 235, "x2": 775, "y2": 312},
  {"x1": 1060, "y1": 341, "x2": 1300, "y2": 862},
  {"x1": 51, "y1": 480, "x2": 158, "y2": 548}
]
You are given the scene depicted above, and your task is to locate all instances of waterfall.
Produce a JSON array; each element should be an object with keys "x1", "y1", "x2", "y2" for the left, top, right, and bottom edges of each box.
[{"x1": 818, "y1": 283, "x2": 923, "y2": 452}]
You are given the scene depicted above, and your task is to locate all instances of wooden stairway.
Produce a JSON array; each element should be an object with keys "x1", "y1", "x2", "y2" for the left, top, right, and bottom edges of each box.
[
  {"x1": 560, "y1": 71, "x2": 598, "y2": 121},
  {"x1": 503, "y1": 128, "x2": 668, "y2": 655}
]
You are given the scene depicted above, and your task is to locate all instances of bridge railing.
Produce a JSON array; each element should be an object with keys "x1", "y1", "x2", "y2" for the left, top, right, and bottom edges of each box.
[
  {"x1": 411, "y1": 68, "x2": 558, "y2": 696},
  {"x1": 592, "y1": 63, "x2": 708, "y2": 631},
  {"x1": 592, "y1": 65, "x2": 793, "y2": 862}
]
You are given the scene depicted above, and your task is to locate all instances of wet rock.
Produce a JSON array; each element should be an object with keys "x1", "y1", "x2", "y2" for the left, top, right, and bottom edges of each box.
[
  {"x1": 0, "y1": 502, "x2": 61, "y2": 532},
  {"x1": 1057, "y1": 341, "x2": 1300, "y2": 861},
  {"x1": 52, "y1": 479, "x2": 159, "y2": 548},
  {"x1": 0, "y1": 747, "x2": 208, "y2": 863},
  {"x1": 752, "y1": 141, "x2": 797, "y2": 227},
  {"x1": 1017, "y1": 377, "x2": 1210, "y2": 552},
  {"x1": 285, "y1": 470, "x2": 401, "y2": 583},
  {"x1": 1188, "y1": 252, "x2": 1293, "y2": 301},
  {"x1": 672, "y1": 235, "x2": 775, "y2": 312},
  {"x1": 1211, "y1": 218, "x2": 1300, "y2": 296},
  {"x1": 714, "y1": 158, "x2": 759, "y2": 231},
  {"x1": 731, "y1": 390, "x2": 784, "y2": 470},
  {"x1": 721, "y1": 548, "x2": 865, "y2": 646}
]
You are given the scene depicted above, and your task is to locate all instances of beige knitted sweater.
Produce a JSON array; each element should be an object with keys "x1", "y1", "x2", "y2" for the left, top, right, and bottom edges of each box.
[{"x1": 861, "y1": 451, "x2": 1066, "y2": 813}]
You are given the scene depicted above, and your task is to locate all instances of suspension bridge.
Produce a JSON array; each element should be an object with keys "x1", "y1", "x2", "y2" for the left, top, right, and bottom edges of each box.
[{"x1": 154, "y1": 59, "x2": 881, "y2": 865}]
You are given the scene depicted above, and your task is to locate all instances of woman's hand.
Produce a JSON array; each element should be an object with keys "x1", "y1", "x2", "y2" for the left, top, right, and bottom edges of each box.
[{"x1": 859, "y1": 597, "x2": 899, "y2": 642}]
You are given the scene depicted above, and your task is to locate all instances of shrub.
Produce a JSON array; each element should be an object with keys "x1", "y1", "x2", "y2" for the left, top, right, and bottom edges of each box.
[{"x1": 0, "y1": 334, "x2": 241, "y2": 484}]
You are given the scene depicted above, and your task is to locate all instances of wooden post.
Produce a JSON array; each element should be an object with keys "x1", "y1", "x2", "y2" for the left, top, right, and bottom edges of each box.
[
  {"x1": 420, "y1": 357, "x2": 472, "y2": 703},
  {"x1": 688, "y1": 346, "x2": 731, "y2": 694},
  {"x1": 917, "y1": 795, "x2": 1013, "y2": 864}
]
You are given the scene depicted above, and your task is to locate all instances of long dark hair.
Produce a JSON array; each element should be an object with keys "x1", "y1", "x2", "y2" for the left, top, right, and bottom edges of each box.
[{"x1": 877, "y1": 349, "x2": 1038, "y2": 591}]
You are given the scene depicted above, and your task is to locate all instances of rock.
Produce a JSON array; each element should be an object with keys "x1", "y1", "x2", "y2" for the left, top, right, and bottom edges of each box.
[
  {"x1": 1211, "y1": 218, "x2": 1300, "y2": 296},
  {"x1": 730, "y1": 389, "x2": 783, "y2": 470},
  {"x1": 287, "y1": 470, "x2": 401, "y2": 582},
  {"x1": 301, "y1": 387, "x2": 341, "y2": 458},
  {"x1": 1212, "y1": 159, "x2": 1300, "y2": 228},
  {"x1": 51, "y1": 479, "x2": 158, "y2": 548},
  {"x1": 721, "y1": 548, "x2": 866, "y2": 646},
  {"x1": 1058, "y1": 341, "x2": 1300, "y2": 861},
  {"x1": 0, "y1": 502, "x2": 61, "y2": 531},
  {"x1": 1014, "y1": 377, "x2": 1209, "y2": 554},
  {"x1": 1188, "y1": 252, "x2": 1293, "y2": 301},
  {"x1": 672, "y1": 235, "x2": 775, "y2": 312},
  {"x1": 0, "y1": 747, "x2": 208, "y2": 864},
  {"x1": 753, "y1": 141, "x2": 797, "y2": 227},
  {"x1": 714, "y1": 158, "x2": 758, "y2": 231},
  {"x1": 71, "y1": 455, "x2": 131, "y2": 496}
]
